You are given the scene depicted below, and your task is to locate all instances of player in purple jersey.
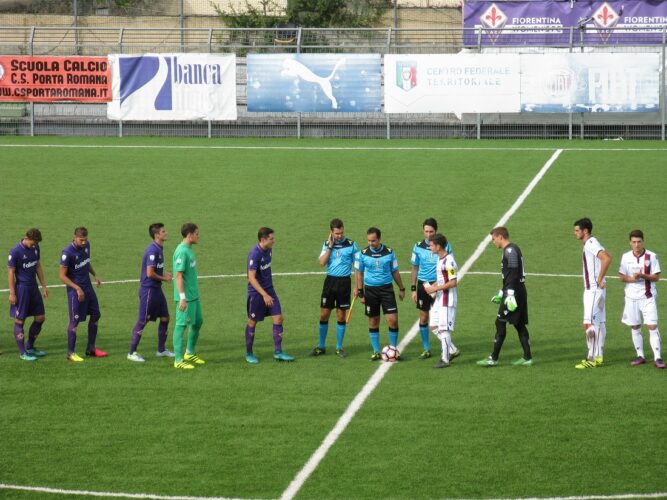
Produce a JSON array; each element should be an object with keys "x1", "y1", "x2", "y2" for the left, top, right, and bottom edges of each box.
[
  {"x1": 7, "y1": 228, "x2": 49, "y2": 361},
  {"x1": 127, "y1": 223, "x2": 173, "y2": 362},
  {"x1": 244, "y1": 227, "x2": 294, "y2": 364},
  {"x1": 58, "y1": 227, "x2": 107, "y2": 362}
]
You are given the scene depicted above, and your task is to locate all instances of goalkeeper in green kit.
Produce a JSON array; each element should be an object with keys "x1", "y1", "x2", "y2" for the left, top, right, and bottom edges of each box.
[
  {"x1": 477, "y1": 227, "x2": 533, "y2": 367},
  {"x1": 172, "y1": 223, "x2": 205, "y2": 370}
]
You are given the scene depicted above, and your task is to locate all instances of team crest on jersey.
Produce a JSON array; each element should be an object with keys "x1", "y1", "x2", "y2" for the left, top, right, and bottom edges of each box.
[
  {"x1": 176, "y1": 258, "x2": 183, "y2": 265},
  {"x1": 249, "y1": 259, "x2": 254, "y2": 266},
  {"x1": 61, "y1": 254, "x2": 67, "y2": 261},
  {"x1": 149, "y1": 255, "x2": 155, "y2": 261}
]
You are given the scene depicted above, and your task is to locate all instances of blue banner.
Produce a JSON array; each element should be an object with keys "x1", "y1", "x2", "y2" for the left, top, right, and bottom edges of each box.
[{"x1": 247, "y1": 54, "x2": 381, "y2": 113}]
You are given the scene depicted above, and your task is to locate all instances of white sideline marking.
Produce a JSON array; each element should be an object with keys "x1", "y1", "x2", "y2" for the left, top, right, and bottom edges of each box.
[
  {"x1": 278, "y1": 149, "x2": 563, "y2": 500},
  {"x1": 0, "y1": 483, "x2": 250, "y2": 500},
  {"x1": 0, "y1": 143, "x2": 665, "y2": 152},
  {"x1": 0, "y1": 270, "x2": 601, "y2": 294}
]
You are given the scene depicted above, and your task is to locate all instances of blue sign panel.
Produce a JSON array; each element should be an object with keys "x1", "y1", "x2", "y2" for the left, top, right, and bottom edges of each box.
[{"x1": 247, "y1": 54, "x2": 381, "y2": 112}]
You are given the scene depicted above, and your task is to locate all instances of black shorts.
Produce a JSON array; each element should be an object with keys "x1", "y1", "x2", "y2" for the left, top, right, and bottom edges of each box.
[
  {"x1": 415, "y1": 279, "x2": 435, "y2": 312},
  {"x1": 320, "y1": 275, "x2": 352, "y2": 310},
  {"x1": 497, "y1": 286, "x2": 528, "y2": 327},
  {"x1": 364, "y1": 284, "x2": 398, "y2": 317}
]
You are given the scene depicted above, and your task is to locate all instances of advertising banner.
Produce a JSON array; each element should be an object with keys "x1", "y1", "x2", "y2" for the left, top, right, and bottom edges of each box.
[
  {"x1": 247, "y1": 54, "x2": 381, "y2": 112},
  {"x1": 463, "y1": 1, "x2": 667, "y2": 45},
  {"x1": 107, "y1": 53, "x2": 236, "y2": 121},
  {"x1": 0, "y1": 56, "x2": 111, "y2": 102},
  {"x1": 521, "y1": 53, "x2": 660, "y2": 112},
  {"x1": 384, "y1": 54, "x2": 520, "y2": 114}
]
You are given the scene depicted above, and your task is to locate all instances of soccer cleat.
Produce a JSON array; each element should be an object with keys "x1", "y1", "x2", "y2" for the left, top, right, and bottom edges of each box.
[
  {"x1": 630, "y1": 356, "x2": 646, "y2": 366},
  {"x1": 512, "y1": 358, "x2": 533, "y2": 366},
  {"x1": 335, "y1": 349, "x2": 348, "y2": 358},
  {"x1": 20, "y1": 353, "x2": 38, "y2": 362},
  {"x1": 156, "y1": 350, "x2": 175, "y2": 358},
  {"x1": 67, "y1": 353, "x2": 84, "y2": 363},
  {"x1": 308, "y1": 346, "x2": 326, "y2": 357},
  {"x1": 575, "y1": 359, "x2": 597, "y2": 369},
  {"x1": 370, "y1": 351, "x2": 381, "y2": 361},
  {"x1": 655, "y1": 358, "x2": 666, "y2": 369},
  {"x1": 433, "y1": 359, "x2": 450, "y2": 369},
  {"x1": 127, "y1": 352, "x2": 145, "y2": 363},
  {"x1": 476, "y1": 356, "x2": 498, "y2": 367},
  {"x1": 246, "y1": 353, "x2": 259, "y2": 364},
  {"x1": 25, "y1": 348, "x2": 46, "y2": 358},
  {"x1": 274, "y1": 351, "x2": 295, "y2": 362},
  {"x1": 419, "y1": 350, "x2": 432, "y2": 360},
  {"x1": 86, "y1": 347, "x2": 108, "y2": 358},
  {"x1": 450, "y1": 349, "x2": 461, "y2": 360},
  {"x1": 184, "y1": 353, "x2": 205, "y2": 365},
  {"x1": 174, "y1": 360, "x2": 194, "y2": 370},
  {"x1": 594, "y1": 357, "x2": 604, "y2": 366}
]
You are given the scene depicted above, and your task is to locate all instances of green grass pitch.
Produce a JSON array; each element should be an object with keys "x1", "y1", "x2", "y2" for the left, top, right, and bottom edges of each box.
[{"x1": 1, "y1": 137, "x2": 666, "y2": 500}]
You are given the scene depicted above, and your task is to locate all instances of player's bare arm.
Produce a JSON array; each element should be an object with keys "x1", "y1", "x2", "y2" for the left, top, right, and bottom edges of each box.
[
  {"x1": 59, "y1": 266, "x2": 85, "y2": 301},
  {"x1": 410, "y1": 265, "x2": 418, "y2": 303},
  {"x1": 248, "y1": 269, "x2": 273, "y2": 307},
  {"x1": 597, "y1": 250, "x2": 612, "y2": 288},
  {"x1": 36, "y1": 261, "x2": 48, "y2": 298},
  {"x1": 7, "y1": 266, "x2": 16, "y2": 305},
  {"x1": 175, "y1": 271, "x2": 187, "y2": 311},
  {"x1": 393, "y1": 270, "x2": 405, "y2": 301}
]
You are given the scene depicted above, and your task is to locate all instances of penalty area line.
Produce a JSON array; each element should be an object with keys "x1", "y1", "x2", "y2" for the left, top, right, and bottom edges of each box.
[{"x1": 278, "y1": 149, "x2": 563, "y2": 500}]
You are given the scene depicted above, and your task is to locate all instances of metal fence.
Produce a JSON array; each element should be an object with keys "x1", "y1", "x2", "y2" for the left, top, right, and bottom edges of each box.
[{"x1": 0, "y1": 26, "x2": 665, "y2": 140}]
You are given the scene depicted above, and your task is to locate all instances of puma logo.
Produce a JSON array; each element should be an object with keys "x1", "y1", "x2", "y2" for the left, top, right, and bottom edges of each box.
[{"x1": 281, "y1": 57, "x2": 346, "y2": 109}]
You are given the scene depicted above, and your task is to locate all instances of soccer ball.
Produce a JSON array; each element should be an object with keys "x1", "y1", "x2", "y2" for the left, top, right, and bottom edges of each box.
[{"x1": 381, "y1": 345, "x2": 399, "y2": 362}]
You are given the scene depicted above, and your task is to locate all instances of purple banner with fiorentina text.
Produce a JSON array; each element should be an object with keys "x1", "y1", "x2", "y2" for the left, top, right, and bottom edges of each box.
[{"x1": 463, "y1": 1, "x2": 667, "y2": 46}]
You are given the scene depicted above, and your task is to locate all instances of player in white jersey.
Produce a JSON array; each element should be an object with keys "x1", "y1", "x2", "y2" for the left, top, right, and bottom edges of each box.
[
  {"x1": 573, "y1": 218, "x2": 612, "y2": 369},
  {"x1": 423, "y1": 234, "x2": 458, "y2": 369},
  {"x1": 618, "y1": 230, "x2": 664, "y2": 369}
]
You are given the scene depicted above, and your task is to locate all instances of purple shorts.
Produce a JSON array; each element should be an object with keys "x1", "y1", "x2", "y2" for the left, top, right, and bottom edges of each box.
[
  {"x1": 9, "y1": 285, "x2": 45, "y2": 320},
  {"x1": 137, "y1": 286, "x2": 169, "y2": 322},
  {"x1": 247, "y1": 291, "x2": 281, "y2": 322},
  {"x1": 67, "y1": 287, "x2": 100, "y2": 323}
]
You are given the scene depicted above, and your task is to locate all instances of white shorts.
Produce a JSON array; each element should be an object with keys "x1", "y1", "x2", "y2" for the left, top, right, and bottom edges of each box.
[
  {"x1": 429, "y1": 304, "x2": 456, "y2": 332},
  {"x1": 583, "y1": 289, "x2": 606, "y2": 325},
  {"x1": 622, "y1": 296, "x2": 658, "y2": 326}
]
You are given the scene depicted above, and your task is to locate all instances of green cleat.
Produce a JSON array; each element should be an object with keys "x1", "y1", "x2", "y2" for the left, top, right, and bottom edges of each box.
[
  {"x1": 308, "y1": 346, "x2": 326, "y2": 357},
  {"x1": 26, "y1": 348, "x2": 46, "y2": 358},
  {"x1": 419, "y1": 350, "x2": 432, "y2": 360},
  {"x1": 20, "y1": 353, "x2": 38, "y2": 362},
  {"x1": 245, "y1": 353, "x2": 259, "y2": 364},
  {"x1": 476, "y1": 356, "x2": 499, "y2": 367},
  {"x1": 512, "y1": 358, "x2": 533, "y2": 366},
  {"x1": 370, "y1": 351, "x2": 381, "y2": 361},
  {"x1": 274, "y1": 351, "x2": 295, "y2": 362},
  {"x1": 335, "y1": 349, "x2": 348, "y2": 358}
]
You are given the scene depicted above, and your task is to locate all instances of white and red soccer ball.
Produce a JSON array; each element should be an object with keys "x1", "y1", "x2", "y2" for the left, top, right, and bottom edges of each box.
[{"x1": 381, "y1": 345, "x2": 399, "y2": 362}]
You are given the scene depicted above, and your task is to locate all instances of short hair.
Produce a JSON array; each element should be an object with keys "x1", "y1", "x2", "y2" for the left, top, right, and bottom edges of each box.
[
  {"x1": 367, "y1": 227, "x2": 381, "y2": 239},
  {"x1": 149, "y1": 223, "x2": 164, "y2": 239},
  {"x1": 258, "y1": 227, "x2": 274, "y2": 241},
  {"x1": 629, "y1": 229, "x2": 644, "y2": 240},
  {"x1": 181, "y1": 223, "x2": 198, "y2": 238},
  {"x1": 330, "y1": 218, "x2": 344, "y2": 230},
  {"x1": 25, "y1": 228, "x2": 42, "y2": 243},
  {"x1": 490, "y1": 226, "x2": 509, "y2": 239},
  {"x1": 422, "y1": 218, "x2": 438, "y2": 231},
  {"x1": 74, "y1": 226, "x2": 88, "y2": 237},
  {"x1": 430, "y1": 233, "x2": 448, "y2": 249},
  {"x1": 574, "y1": 218, "x2": 593, "y2": 234}
]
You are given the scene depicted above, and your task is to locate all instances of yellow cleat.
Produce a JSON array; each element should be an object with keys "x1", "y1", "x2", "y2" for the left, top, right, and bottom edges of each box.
[
  {"x1": 67, "y1": 353, "x2": 84, "y2": 363},
  {"x1": 174, "y1": 361, "x2": 195, "y2": 370},
  {"x1": 184, "y1": 353, "x2": 205, "y2": 365},
  {"x1": 575, "y1": 359, "x2": 597, "y2": 369}
]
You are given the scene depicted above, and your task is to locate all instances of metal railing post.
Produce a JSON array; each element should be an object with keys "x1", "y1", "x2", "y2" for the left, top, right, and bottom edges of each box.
[
  {"x1": 386, "y1": 115, "x2": 390, "y2": 140},
  {"x1": 297, "y1": 27, "x2": 302, "y2": 53},
  {"x1": 208, "y1": 28, "x2": 213, "y2": 53},
  {"x1": 29, "y1": 26, "x2": 35, "y2": 55},
  {"x1": 180, "y1": 0, "x2": 185, "y2": 52},
  {"x1": 118, "y1": 27, "x2": 124, "y2": 53},
  {"x1": 662, "y1": 28, "x2": 666, "y2": 141},
  {"x1": 568, "y1": 26, "x2": 573, "y2": 140}
]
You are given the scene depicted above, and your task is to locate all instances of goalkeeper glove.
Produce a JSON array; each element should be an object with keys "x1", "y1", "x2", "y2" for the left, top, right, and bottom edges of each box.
[
  {"x1": 491, "y1": 290, "x2": 503, "y2": 304},
  {"x1": 505, "y1": 289, "x2": 517, "y2": 312}
]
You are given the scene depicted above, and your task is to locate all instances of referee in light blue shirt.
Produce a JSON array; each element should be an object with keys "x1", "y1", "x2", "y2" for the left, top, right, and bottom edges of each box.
[
  {"x1": 355, "y1": 227, "x2": 405, "y2": 360},
  {"x1": 310, "y1": 218, "x2": 360, "y2": 358},
  {"x1": 410, "y1": 217, "x2": 457, "y2": 360}
]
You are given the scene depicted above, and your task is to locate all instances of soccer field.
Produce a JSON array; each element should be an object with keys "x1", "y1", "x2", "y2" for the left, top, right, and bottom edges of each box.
[{"x1": 1, "y1": 138, "x2": 667, "y2": 500}]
